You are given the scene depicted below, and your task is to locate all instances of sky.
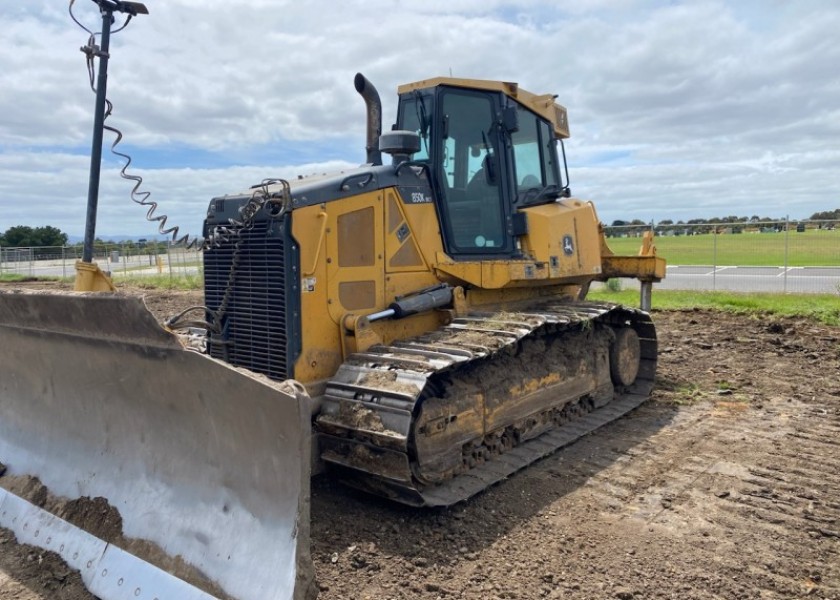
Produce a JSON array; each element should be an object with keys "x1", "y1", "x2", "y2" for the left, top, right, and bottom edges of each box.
[{"x1": 1, "y1": 0, "x2": 838, "y2": 239}]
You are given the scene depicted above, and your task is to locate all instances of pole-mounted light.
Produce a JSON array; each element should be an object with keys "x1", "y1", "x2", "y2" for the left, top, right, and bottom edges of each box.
[{"x1": 76, "y1": 0, "x2": 147, "y2": 290}]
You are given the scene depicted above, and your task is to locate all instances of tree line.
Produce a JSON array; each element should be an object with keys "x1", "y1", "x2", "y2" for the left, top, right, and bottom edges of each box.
[
  {"x1": 611, "y1": 209, "x2": 840, "y2": 229},
  {"x1": 0, "y1": 225, "x2": 68, "y2": 247},
  {"x1": 0, "y1": 226, "x2": 169, "y2": 261},
  {"x1": 607, "y1": 209, "x2": 839, "y2": 236}
]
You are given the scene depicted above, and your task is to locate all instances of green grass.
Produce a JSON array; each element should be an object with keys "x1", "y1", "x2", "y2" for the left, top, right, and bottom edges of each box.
[
  {"x1": 115, "y1": 273, "x2": 204, "y2": 290},
  {"x1": 605, "y1": 229, "x2": 840, "y2": 266},
  {"x1": 109, "y1": 260, "x2": 203, "y2": 274},
  {"x1": 589, "y1": 288, "x2": 840, "y2": 326},
  {"x1": 0, "y1": 274, "x2": 64, "y2": 283}
]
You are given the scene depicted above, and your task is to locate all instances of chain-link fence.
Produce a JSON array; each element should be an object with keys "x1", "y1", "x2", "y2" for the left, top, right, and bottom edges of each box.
[
  {"x1": 0, "y1": 243, "x2": 202, "y2": 283},
  {"x1": 604, "y1": 218, "x2": 840, "y2": 294},
  {"x1": 1, "y1": 218, "x2": 838, "y2": 294}
]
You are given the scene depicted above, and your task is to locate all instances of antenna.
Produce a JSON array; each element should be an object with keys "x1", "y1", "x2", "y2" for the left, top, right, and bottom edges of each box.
[{"x1": 78, "y1": 0, "x2": 147, "y2": 279}]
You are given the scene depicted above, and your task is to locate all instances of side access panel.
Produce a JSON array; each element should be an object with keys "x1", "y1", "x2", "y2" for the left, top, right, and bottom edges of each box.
[{"x1": 0, "y1": 291, "x2": 312, "y2": 600}]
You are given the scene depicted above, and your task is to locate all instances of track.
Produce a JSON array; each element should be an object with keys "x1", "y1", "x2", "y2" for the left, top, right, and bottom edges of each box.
[{"x1": 317, "y1": 302, "x2": 656, "y2": 506}]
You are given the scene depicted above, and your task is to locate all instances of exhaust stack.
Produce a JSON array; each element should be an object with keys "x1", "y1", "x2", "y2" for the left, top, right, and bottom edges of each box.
[{"x1": 354, "y1": 72, "x2": 383, "y2": 166}]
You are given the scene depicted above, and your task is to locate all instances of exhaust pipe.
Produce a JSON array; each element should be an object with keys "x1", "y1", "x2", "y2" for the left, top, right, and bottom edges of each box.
[{"x1": 354, "y1": 72, "x2": 383, "y2": 166}]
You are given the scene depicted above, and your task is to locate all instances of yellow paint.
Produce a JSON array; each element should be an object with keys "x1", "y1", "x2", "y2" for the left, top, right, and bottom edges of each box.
[
  {"x1": 600, "y1": 255, "x2": 666, "y2": 280},
  {"x1": 73, "y1": 261, "x2": 115, "y2": 292},
  {"x1": 293, "y1": 203, "x2": 340, "y2": 382},
  {"x1": 384, "y1": 190, "x2": 429, "y2": 273},
  {"x1": 292, "y1": 187, "x2": 442, "y2": 381},
  {"x1": 325, "y1": 192, "x2": 385, "y2": 322},
  {"x1": 509, "y1": 372, "x2": 562, "y2": 397},
  {"x1": 289, "y1": 182, "x2": 665, "y2": 385},
  {"x1": 519, "y1": 199, "x2": 602, "y2": 278},
  {"x1": 398, "y1": 197, "x2": 445, "y2": 267},
  {"x1": 301, "y1": 210, "x2": 328, "y2": 276}
]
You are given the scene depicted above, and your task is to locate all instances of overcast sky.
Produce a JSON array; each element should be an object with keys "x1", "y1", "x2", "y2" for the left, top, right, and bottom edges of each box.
[{"x1": 1, "y1": 0, "x2": 838, "y2": 239}]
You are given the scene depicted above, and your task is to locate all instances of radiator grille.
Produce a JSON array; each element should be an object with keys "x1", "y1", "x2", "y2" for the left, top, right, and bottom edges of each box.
[{"x1": 204, "y1": 218, "x2": 296, "y2": 381}]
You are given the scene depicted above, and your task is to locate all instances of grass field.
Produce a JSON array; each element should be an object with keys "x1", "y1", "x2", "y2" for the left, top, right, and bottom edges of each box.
[
  {"x1": 605, "y1": 229, "x2": 840, "y2": 266},
  {"x1": 589, "y1": 288, "x2": 840, "y2": 326}
]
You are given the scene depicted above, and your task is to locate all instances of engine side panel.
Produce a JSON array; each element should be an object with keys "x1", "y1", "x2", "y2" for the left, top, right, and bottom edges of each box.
[{"x1": 292, "y1": 185, "x2": 446, "y2": 384}]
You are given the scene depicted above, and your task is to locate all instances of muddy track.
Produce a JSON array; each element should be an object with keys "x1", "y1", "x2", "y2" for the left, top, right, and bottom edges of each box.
[
  {"x1": 0, "y1": 283, "x2": 838, "y2": 599},
  {"x1": 318, "y1": 303, "x2": 655, "y2": 506}
]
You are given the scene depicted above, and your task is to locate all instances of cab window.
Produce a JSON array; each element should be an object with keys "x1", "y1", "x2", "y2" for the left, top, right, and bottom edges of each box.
[
  {"x1": 397, "y1": 95, "x2": 430, "y2": 162},
  {"x1": 511, "y1": 106, "x2": 559, "y2": 203}
]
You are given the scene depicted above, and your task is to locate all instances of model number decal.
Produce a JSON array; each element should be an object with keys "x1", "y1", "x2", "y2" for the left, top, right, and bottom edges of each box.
[{"x1": 408, "y1": 192, "x2": 433, "y2": 204}]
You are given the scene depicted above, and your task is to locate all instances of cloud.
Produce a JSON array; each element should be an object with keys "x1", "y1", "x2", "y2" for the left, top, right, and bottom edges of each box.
[{"x1": 0, "y1": 0, "x2": 837, "y2": 237}]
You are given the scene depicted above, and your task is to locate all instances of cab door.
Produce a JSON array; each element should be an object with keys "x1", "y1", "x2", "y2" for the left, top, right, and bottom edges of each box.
[{"x1": 434, "y1": 89, "x2": 512, "y2": 256}]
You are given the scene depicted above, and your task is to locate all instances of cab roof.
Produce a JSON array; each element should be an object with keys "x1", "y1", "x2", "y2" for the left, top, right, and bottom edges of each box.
[{"x1": 397, "y1": 76, "x2": 569, "y2": 138}]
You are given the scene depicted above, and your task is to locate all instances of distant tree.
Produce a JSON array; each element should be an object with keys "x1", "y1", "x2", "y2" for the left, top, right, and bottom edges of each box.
[
  {"x1": 809, "y1": 208, "x2": 840, "y2": 221},
  {"x1": 34, "y1": 225, "x2": 69, "y2": 246},
  {"x1": 1, "y1": 226, "x2": 32, "y2": 246},
  {"x1": 655, "y1": 219, "x2": 676, "y2": 236},
  {"x1": 684, "y1": 218, "x2": 711, "y2": 234},
  {"x1": 1, "y1": 225, "x2": 69, "y2": 247}
]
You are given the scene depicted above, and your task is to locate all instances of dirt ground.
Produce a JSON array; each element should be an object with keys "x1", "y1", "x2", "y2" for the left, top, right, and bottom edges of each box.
[{"x1": 1, "y1": 282, "x2": 839, "y2": 599}]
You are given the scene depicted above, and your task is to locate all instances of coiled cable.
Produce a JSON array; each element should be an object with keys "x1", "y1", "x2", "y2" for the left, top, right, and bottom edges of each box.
[{"x1": 69, "y1": 1, "x2": 292, "y2": 332}]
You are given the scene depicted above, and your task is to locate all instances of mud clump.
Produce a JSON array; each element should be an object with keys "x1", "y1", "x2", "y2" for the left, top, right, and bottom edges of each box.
[
  {"x1": 0, "y1": 475, "x2": 233, "y2": 600},
  {"x1": 56, "y1": 496, "x2": 124, "y2": 545},
  {"x1": 337, "y1": 400, "x2": 387, "y2": 432},
  {"x1": 0, "y1": 474, "x2": 95, "y2": 599},
  {"x1": 0, "y1": 528, "x2": 97, "y2": 600}
]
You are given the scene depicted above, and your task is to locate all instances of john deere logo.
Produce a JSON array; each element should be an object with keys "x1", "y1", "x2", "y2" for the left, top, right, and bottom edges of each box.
[{"x1": 562, "y1": 235, "x2": 574, "y2": 256}]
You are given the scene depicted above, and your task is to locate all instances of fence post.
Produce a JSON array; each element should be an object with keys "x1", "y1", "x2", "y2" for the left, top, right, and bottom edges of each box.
[
  {"x1": 167, "y1": 243, "x2": 173, "y2": 283},
  {"x1": 784, "y1": 215, "x2": 789, "y2": 293},
  {"x1": 712, "y1": 226, "x2": 718, "y2": 291}
]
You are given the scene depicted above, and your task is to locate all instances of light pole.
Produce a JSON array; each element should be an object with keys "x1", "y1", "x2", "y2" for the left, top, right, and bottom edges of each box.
[{"x1": 76, "y1": 0, "x2": 148, "y2": 290}]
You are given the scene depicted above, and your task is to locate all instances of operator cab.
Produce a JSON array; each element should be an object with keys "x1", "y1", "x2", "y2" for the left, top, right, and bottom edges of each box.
[{"x1": 395, "y1": 78, "x2": 571, "y2": 258}]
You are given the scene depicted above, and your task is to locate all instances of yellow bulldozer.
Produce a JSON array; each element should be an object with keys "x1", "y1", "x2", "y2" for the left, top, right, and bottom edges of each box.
[{"x1": 0, "y1": 24, "x2": 664, "y2": 598}]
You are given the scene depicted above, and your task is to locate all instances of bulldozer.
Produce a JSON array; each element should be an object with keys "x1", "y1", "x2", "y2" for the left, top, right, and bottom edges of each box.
[{"x1": 0, "y1": 61, "x2": 665, "y2": 600}]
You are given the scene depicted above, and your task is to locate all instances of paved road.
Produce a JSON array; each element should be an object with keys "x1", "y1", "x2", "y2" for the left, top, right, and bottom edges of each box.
[
  {"x1": 0, "y1": 256, "x2": 199, "y2": 279},
  {"x1": 657, "y1": 265, "x2": 840, "y2": 294},
  {"x1": 3, "y1": 259, "x2": 839, "y2": 294}
]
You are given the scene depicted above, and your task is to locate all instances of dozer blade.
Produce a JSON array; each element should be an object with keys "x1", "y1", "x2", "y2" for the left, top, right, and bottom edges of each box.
[{"x1": 0, "y1": 290, "x2": 312, "y2": 600}]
